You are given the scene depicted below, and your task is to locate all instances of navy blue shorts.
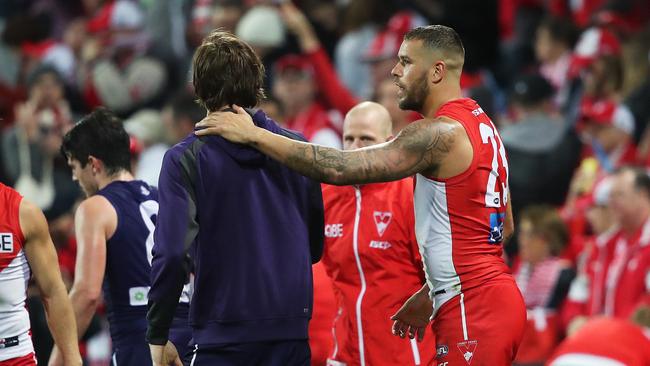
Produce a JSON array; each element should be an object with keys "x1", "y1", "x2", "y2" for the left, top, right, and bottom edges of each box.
[
  {"x1": 189, "y1": 340, "x2": 310, "y2": 366},
  {"x1": 112, "y1": 339, "x2": 152, "y2": 366}
]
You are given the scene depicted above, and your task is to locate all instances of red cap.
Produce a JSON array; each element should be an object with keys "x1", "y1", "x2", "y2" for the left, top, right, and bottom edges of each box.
[
  {"x1": 363, "y1": 11, "x2": 426, "y2": 62},
  {"x1": 363, "y1": 30, "x2": 402, "y2": 62},
  {"x1": 569, "y1": 27, "x2": 621, "y2": 77},
  {"x1": 578, "y1": 98, "x2": 635, "y2": 135},
  {"x1": 274, "y1": 54, "x2": 314, "y2": 76}
]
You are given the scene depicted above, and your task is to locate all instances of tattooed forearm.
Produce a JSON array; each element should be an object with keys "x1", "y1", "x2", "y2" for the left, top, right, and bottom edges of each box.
[{"x1": 280, "y1": 118, "x2": 456, "y2": 185}]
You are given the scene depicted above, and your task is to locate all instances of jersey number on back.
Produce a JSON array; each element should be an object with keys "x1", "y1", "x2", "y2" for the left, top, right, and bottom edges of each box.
[
  {"x1": 479, "y1": 122, "x2": 509, "y2": 208},
  {"x1": 139, "y1": 200, "x2": 159, "y2": 265}
]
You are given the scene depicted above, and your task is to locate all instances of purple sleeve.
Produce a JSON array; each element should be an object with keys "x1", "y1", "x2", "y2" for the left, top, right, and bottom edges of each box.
[{"x1": 147, "y1": 147, "x2": 197, "y2": 345}]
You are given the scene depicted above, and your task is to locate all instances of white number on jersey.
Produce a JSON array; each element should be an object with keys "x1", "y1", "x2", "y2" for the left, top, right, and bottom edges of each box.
[
  {"x1": 479, "y1": 122, "x2": 509, "y2": 208},
  {"x1": 139, "y1": 200, "x2": 159, "y2": 265}
]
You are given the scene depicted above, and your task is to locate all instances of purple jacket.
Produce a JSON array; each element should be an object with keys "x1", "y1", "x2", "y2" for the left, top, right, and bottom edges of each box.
[{"x1": 146, "y1": 110, "x2": 324, "y2": 346}]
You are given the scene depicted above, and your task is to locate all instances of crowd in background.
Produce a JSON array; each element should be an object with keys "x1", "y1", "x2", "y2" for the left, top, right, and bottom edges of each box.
[{"x1": 0, "y1": 0, "x2": 649, "y2": 365}]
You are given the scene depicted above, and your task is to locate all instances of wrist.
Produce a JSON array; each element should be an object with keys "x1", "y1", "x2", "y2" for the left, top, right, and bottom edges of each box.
[
  {"x1": 300, "y1": 34, "x2": 320, "y2": 53},
  {"x1": 248, "y1": 126, "x2": 266, "y2": 146}
]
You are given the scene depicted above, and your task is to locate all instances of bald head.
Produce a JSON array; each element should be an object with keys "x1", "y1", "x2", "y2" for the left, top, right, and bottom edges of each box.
[{"x1": 342, "y1": 102, "x2": 393, "y2": 150}]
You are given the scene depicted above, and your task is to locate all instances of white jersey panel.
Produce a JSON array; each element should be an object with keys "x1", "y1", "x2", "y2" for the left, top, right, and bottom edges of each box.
[
  {"x1": 0, "y1": 249, "x2": 33, "y2": 361},
  {"x1": 414, "y1": 174, "x2": 461, "y2": 312}
]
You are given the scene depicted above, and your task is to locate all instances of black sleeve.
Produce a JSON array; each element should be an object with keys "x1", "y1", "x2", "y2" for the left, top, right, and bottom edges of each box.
[
  {"x1": 547, "y1": 267, "x2": 577, "y2": 310},
  {"x1": 307, "y1": 180, "x2": 324, "y2": 263}
]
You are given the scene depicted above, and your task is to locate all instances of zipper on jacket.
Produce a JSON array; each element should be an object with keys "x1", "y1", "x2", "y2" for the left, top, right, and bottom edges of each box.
[{"x1": 353, "y1": 187, "x2": 367, "y2": 366}]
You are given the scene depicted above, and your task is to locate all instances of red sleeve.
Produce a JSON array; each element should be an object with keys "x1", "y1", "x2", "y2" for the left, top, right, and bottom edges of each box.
[{"x1": 306, "y1": 47, "x2": 358, "y2": 116}]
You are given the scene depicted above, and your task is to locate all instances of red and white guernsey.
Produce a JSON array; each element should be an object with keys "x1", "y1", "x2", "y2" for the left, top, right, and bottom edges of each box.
[
  {"x1": 414, "y1": 98, "x2": 511, "y2": 313},
  {"x1": 0, "y1": 183, "x2": 34, "y2": 362}
]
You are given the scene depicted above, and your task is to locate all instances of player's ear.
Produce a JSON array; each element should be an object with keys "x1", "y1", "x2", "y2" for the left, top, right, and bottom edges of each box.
[
  {"x1": 430, "y1": 60, "x2": 445, "y2": 85},
  {"x1": 87, "y1": 156, "x2": 101, "y2": 174}
]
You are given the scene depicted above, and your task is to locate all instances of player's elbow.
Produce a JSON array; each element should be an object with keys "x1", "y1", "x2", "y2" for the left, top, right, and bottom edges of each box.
[{"x1": 70, "y1": 285, "x2": 102, "y2": 309}]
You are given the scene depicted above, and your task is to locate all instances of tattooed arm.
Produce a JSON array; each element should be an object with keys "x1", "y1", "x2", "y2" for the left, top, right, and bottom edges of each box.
[{"x1": 195, "y1": 106, "x2": 457, "y2": 185}]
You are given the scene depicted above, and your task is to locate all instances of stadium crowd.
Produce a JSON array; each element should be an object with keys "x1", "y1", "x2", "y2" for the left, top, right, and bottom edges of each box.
[{"x1": 0, "y1": 0, "x2": 650, "y2": 365}]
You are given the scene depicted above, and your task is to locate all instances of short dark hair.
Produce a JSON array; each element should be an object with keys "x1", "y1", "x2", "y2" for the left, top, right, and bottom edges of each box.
[
  {"x1": 168, "y1": 90, "x2": 205, "y2": 125},
  {"x1": 61, "y1": 108, "x2": 131, "y2": 175},
  {"x1": 538, "y1": 16, "x2": 579, "y2": 49},
  {"x1": 192, "y1": 30, "x2": 265, "y2": 112},
  {"x1": 404, "y1": 25, "x2": 465, "y2": 61},
  {"x1": 520, "y1": 205, "x2": 568, "y2": 256},
  {"x1": 617, "y1": 166, "x2": 650, "y2": 199}
]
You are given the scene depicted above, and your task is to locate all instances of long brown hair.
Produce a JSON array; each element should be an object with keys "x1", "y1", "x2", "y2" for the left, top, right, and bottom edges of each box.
[{"x1": 192, "y1": 30, "x2": 265, "y2": 112}]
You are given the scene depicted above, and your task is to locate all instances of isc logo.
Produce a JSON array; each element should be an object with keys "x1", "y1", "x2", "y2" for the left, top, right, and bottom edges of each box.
[
  {"x1": 369, "y1": 241, "x2": 391, "y2": 250},
  {"x1": 0, "y1": 233, "x2": 13, "y2": 253},
  {"x1": 325, "y1": 224, "x2": 343, "y2": 238}
]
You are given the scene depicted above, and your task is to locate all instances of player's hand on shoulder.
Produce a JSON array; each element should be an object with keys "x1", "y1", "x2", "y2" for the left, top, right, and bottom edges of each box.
[{"x1": 195, "y1": 105, "x2": 258, "y2": 144}]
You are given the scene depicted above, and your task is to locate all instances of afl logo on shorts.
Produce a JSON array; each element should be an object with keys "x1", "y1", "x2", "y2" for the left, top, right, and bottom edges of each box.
[{"x1": 436, "y1": 344, "x2": 449, "y2": 358}]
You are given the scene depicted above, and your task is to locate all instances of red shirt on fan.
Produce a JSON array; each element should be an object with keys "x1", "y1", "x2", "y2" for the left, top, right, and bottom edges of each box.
[
  {"x1": 603, "y1": 218, "x2": 650, "y2": 319},
  {"x1": 562, "y1": 228, "x2": 618, "y2": 326}
]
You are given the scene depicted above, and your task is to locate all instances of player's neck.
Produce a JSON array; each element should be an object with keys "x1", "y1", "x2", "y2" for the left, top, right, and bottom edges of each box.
[
  {"x1": 97, "y1": 170, "x2": 134, "y2": 190},
  {"x1": 422, "y1": 82, "x2": 462, "y2": 118}
]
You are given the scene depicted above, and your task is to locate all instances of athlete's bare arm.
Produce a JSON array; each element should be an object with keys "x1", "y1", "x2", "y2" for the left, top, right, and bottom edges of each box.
[
  {"x1": 19, "y1": 200, "x2": 82, "y2": 366},
  {"x1": 50, "y1": 196, "x2": 116, "y2": 365},
  {"x1": 196, "y1": 106, "x2": 461, "y2": 185},
  {"x1": 69, "y1": 196, "x2": 116, "y2": 336},
  {"x1": 503, "y1": 200, "x2": 514, "y2": 243}
]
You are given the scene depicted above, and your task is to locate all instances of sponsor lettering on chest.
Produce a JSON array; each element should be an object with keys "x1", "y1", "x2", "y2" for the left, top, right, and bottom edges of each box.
[
  {"x1": 369, "y1": 240, "x2": 391, "y2": 250},
  {"x1": 0, "y1": 233, "x2": 13, "y2": 253},
  {"x1": 325, "y1": 224, "x2": 344, "y2": 238}
]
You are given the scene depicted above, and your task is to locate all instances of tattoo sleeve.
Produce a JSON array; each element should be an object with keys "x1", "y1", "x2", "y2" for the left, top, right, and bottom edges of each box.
[{"x1": 276, "y1": 119, "x2": 456, "y2": 185}]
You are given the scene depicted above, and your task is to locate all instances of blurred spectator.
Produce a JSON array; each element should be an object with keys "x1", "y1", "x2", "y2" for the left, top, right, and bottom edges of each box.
[
  {"x1": 514, "y1": 205, "x2": 574, "y2": 365},
  {"x1": 235, "y1": 5, "x2": 285, "y2": 58},
  {"x1": 161, "y1": 89, "x2": 205, "y2": 144},
  {"x1": 534, "y1": 16, "x2": 578, "y2": 106},
  {"x1": 280, "y1": 2, "x2": 419, "y2": 135},
  {"x1": 601, "y1": 167, "x2": 650, "y2": 318},
  {"x1": 1, "y1": 65, "x2": 79, "y2": 218},
  {"x1": 272, "y1": 54, "x2": 342, "y2": 147},
  {"x1": 501, "y1": 74, "x2": 580, "y2": 216},
  {"x1": 210, "y1": 1, "x2": 244, "y2": 33},
  {"x1": 624, "y1": 28, "x2": 650, "y2": 145},
  {"x1": 361, "y1": 12, "x2": 426, "y2": 97},
  {"x1": 577, "y1": 99, "x2": 636, "y2": 173},
  {"x1": 334, "y1": 0, "x2": 393, "y2": 98},
  {"x1": 280, "y1": 1, "x2": 357, "y2": 116},
  {"x1": 549, "y1": 307, "x2": 650, "y2": 366},
  {"x1": 563, "y1": 177, "x2": 618, "y2": 334},
  {"x1": 80, "y1": 0, "x2": 167, "y2": 114},
  {"x1": 548, "y1": 0, "x2": 606, "y2": 28},
  {"x1": 124, "y1": 109, "x2": 167, "y2": 187}
]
